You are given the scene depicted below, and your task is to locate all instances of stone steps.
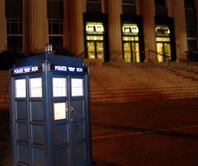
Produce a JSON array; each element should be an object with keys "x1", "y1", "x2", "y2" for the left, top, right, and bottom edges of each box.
[
  {"x1": 1, "y1": 62, "x2": 198, "y2": 108},
  {"x1": 90, "y1": 62, "x2": 198, "y2": 103}
]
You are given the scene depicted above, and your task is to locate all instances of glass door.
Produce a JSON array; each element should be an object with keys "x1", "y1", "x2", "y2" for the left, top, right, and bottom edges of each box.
[
  {"x1": 96, "y1": 41, "x2": 104, "y2": 60},
  {"x1": 156, "y1": 41, "x2": 171, "y2": 62},
  {"x1": 87, "y1": 41, "x2": 95, "y2": 59},
  {"x1": 86, "y1": 41, "x2": 104, "y2": 61},
  {"x1": 123, "y1": 41, "x2": 140, "y2": 63},
  {"x1": 123, "y1": 42, "x2": 131, "y2": 63}
]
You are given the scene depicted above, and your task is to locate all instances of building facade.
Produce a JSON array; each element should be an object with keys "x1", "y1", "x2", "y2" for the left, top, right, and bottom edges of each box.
[{"x1": 0, "y1": 0, "x2": 198, "y2": 63}]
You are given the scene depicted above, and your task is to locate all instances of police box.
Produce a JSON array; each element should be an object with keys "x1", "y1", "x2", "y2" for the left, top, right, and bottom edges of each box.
[{"x1": 9, "y1": 53, "x2": 93, "y2": 166}]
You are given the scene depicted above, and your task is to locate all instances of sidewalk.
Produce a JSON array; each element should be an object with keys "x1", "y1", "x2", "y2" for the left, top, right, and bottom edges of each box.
[{"x1": 2, "y1": 98, "x2": 198, "y2": 166}]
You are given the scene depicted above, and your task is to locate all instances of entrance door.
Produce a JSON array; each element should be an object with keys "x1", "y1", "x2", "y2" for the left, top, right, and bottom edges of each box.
[
  {"x1": 85, "y1": 22, "x2": 105, "y2": 62},
  {"x1": 156, "y1": 42, "x2": 171, "y2": 62},
  {"x1": 87, "y1": 41, "x2": 104, "y2": 61},
  {"x1": 52, "y1": 76, "x2": 88, "y2": 166},
  {"x1": 122, "y1": 24, "x2": 141, "y2": 63},
  {"x1": 155, "y1": 25, "x2": 172, "y2": 62},
  {"x1": 123, "y1": 41, "x2": 140, "y2": 63}
]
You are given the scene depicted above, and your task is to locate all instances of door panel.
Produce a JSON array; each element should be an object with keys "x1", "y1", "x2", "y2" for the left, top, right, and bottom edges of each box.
[
  {"x1": 87, "y1": 42, "x2": 95, "y2": 59},
  {"x1": 157, "y1": 43, "x2": 164, "y2": 62},
  {"x1": 164, "y1": 43, "x2": 171, "y2": 59},
  {"x1": 124, "y1": 42, "x2": 131, "y2": 63},
  {"x1": 52, "y1": 76, "x2": 87, "y2": 165},
  {"x1": 52, "y1": 76, "x2": 70, "y2": 165},
  {"x1": 14, "y1": 76, "x2": 46, "y2": 165},
  {"x1": 96, "y1": 42, "x2": 104, "y2": 61},
  {"x1": 131, "y1": 42, "x2": 140, "y2": 62},
  {"x1": 54, "y1": 147, "x2": 69, "y2": 166}
]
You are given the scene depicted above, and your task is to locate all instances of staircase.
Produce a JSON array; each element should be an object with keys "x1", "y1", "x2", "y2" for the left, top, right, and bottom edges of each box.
[
  {"x1": 1, "y1": 61, "x2": 198, "y2": 110},
  {"x1": 90, "y1": 62, "x2": 198, "y2": 103}
]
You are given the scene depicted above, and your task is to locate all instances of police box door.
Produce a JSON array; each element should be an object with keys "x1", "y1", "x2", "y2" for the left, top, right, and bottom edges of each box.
[
  {"x1": 11, "y1": 74, "x2": 47, "y2": 166},
  {"x1": 52, "y1": 75, "x2": 90, "y2": 166}
]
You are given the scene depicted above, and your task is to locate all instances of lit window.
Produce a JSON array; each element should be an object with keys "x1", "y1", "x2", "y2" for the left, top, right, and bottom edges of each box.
[
  {"x1": 71, "y1": 78, "x2": 83, "y2": 97},
  {"x1": 122, "y1": 24, "x2": 139, "y2": 35},
  {"x1": 155, "y1": 25, "x2": 170, "y2": 36},
  {"x1": 86, "y1": 22, "x2": 104, "y2": 34},
  {"x1": 15, "y1": 79, "x2": 26, "y2": 98},
  {"x1": 53, "y1": 78, "x2": 67, "y2": 97},
  {"x1": 54, "y1": 102, "x2": 66, "y2": 120},
  {"x1": 29, "y1": 78, "x2": 42, "y2": 98}
]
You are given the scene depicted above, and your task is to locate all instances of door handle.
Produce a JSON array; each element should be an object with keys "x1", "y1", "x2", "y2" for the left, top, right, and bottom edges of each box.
[
  {"x1": 70, "y1": 106, "x2": 74, "y2": 112},
  {"x1": 65, "y1": 101, "x2": 74, "y2": 112},
  {"x1": 65, "y1": 101, "x2": 69, "y2": 113}
]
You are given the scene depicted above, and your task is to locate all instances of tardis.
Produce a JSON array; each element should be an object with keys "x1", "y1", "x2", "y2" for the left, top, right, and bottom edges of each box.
[{"x1": 9, "y1": 51, "x2": 93, "y2": 166}]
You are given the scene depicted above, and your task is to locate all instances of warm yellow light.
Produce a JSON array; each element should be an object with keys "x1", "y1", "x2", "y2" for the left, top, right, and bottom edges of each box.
[{"x1": 45, "y1": 43, "x2": 53, "y2": 53}]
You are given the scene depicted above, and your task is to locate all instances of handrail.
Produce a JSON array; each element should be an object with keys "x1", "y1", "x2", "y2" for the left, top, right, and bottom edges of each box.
[
  {"x1": 148, "y1": 49, "x2": 171, "y2": 67},
  {"x1": 78, "y1": 50, "x2": 87, "y2": 59},
  {"x1": 148, "y1": 50, "x2": 170, "y2": 59}
]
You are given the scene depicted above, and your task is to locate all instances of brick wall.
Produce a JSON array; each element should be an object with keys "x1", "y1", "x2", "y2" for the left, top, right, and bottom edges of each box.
[{"x1": 0, "y1": 71, "x2": 9, "y2": 110}]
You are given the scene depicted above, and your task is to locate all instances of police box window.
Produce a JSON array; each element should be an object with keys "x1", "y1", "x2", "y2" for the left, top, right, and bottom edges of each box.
[
  {"x1": 71, "y1": 78, "x2": 84, "y2": 97},
  {"x1": 15, "y1": 79, "x2": 26, "y2": 98},
  {"x1": 29, "y1": 78, "x2": 42, "y2": 98},
  {"x1": 53, "y1": 78, "x2": 67, "y2": 97},
  {"x1": 54, "y1": 102, "x2": 66, "y2": 120}
]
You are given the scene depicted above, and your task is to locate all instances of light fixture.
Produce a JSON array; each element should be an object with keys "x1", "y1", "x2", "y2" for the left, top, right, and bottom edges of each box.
[{"x1": 45, "y1": 43, "x2": 53, "y2": 54}]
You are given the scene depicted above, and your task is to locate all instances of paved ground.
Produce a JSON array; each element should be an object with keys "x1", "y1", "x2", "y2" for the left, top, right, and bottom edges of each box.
[
  {"x1": 2, "y1": 98, "x2": 198, "y2": 166},
  {"x1": 91, "y1": 98, "x2": 198, "y2": 166}
]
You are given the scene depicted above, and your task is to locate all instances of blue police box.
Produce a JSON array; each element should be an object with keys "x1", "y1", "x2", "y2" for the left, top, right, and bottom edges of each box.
[{"x1": 9, "y1": 52, "x2": 93, "y2": 166}]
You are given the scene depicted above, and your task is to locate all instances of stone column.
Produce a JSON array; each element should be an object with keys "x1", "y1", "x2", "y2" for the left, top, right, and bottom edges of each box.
[
  {"x1": 195, "y1": 0, "x2": 198, "y2": 48},
  {"x1": 63, "y1": 0, "x2": 70, "y2": 49},
  {"x1": 107, "y1": 0, "x2": 122, "y2": 62},
  {"x1": 68, "y1": 0, "x2": 84, "y2": 56},
  {"x1": 173, "y1": 0, "x2": 187, "y2": 60},
  {"x1": 142, "y1": 0, "x2": 156, "y2": 61},
  {"x1": 136, "y1": 0, "x2": 142, "y2": 15},
  {"x1": 167, "y1": 0, "x2": 174, "y2": 17},
  {"x1": 0, "y1": 0, "x2": 6, "y2": 52},
  {"x1": 28, "y1": 0, "x2": 48, "y2": 54},
  {"x1": 195, "y1": 0, "x2": 198, "y2": 22}
]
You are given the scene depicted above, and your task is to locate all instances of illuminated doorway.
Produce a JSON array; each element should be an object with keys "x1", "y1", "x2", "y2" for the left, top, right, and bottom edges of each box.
[
  {"x1": 122, "y1": 24, "x2": 140, "y2": 63},
  {"x1": 123, "y1": 41, "x2": 140, "y2": 62},
  {"x1": 85, "y1": 22, "x2": 105, "y2": 62},
  {"x1": 156, "y1": 25, "x2": 171, "y2": 62}
]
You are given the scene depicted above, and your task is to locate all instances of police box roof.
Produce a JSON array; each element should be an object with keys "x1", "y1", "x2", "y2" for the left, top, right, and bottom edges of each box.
[{"x1": 15, "y1": 53, "x2": 85, "y2": 68}]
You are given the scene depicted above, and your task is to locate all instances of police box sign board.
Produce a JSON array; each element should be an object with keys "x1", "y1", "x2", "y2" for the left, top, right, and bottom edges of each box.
[
  {"x1": 10, "y1": 65, "x2": 42, "y2": 75},
  {"x1": 10, "y1": 64, "x2": 87, "y2": 75},
  {"x1": 50, "y1": 64, "x2": 87, "y2": 73}
]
